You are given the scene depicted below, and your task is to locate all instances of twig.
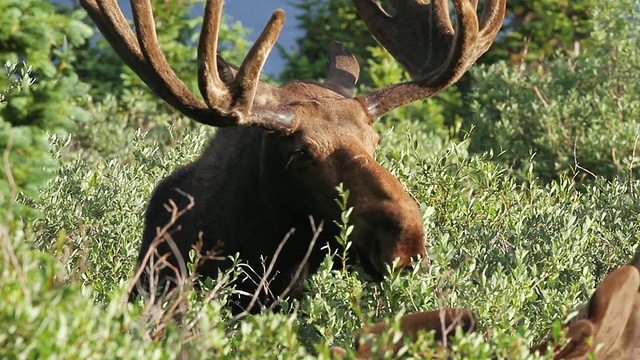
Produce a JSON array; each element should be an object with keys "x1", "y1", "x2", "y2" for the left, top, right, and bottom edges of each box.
[
  {"x1": 0, "y1": 137, "x2": 29, "y2": 297},
  {"x1": 232, "y1": 228, "x2": 295, "y2": 320},
  {"x1": 406, "y1": 288, "x2": 419, "y2": 313},
  {"x1": 629, "y1": 126, "x2": 639, "y2": 197},
  {"x1": 274, "y1": 218, "x2": 324, "y2": 305},
  {"x1": 2, "y1": 136, "x2": 17, "y2": 224},
  {"x1": 186, "y1": 268, "x2": 233, "y2": 333},
  {"x1": 572, "y1": 138, "x2": 597, "y2": 180},
  {"x1": 439, "y1": 308, "x2": 472, "y2": 349},
  {"x1": 531, "y1": 85, "x2": 549, "y2": 108},
  {"x1": 125, "y1": 188, "x2": 195, "y2": 304}
]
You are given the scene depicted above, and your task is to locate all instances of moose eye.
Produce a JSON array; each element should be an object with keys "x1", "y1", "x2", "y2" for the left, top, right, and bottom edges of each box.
[
  {"x1": 292, "y1": 148, "x2": 309, "y2": 159},
  {"x1": 286, "y1": 147, "x2": 313, "y2": 170}
]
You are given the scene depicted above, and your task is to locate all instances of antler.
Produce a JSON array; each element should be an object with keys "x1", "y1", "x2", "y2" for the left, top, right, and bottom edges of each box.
[
  {"x1": 353, "y1": 0, "x2": 507, "y2": 118},
  {"x1": 79, "y1": 0, "x2": 294, "y2": 131}
]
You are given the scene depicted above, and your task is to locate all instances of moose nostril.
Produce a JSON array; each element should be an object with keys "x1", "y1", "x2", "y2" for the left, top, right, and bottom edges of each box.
[{"x1": 357, "y1": 207, "x2": 426, "y2": 276}]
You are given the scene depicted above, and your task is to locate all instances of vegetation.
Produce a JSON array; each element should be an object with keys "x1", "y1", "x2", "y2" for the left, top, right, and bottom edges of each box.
[
  {"x1": 467, "y1": 1, "x2": 640, "y2": 183},
  {"x1": 1, "y1": 0, "x2": 638, "y2": 358}
]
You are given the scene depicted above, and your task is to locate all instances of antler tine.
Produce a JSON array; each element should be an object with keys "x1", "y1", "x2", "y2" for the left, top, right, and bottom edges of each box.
[
  {"x1": 234, "y1": 10, "x2": 286, "y2": 119},
  {"x1": 80, "y1": 0, "x2": 155, "y2": 90},
  {"x1": 354, "y1": 0, "x2": 506, "y2": 119},
  {"x1": 81, "y1": 0, "x2": 211, "y2": 121},
  {"x1": 129, "y1": 0, "x2": 236, "y2": 125},
  {"x1": 479, "y1": 0, "x2": 507, "y2": 45},
  {"x1": 433, "y1": 0, "x2": 454, "y2": 34},
  {"x1": 438, "y1": 0, "x2": 480, "y2": 82},
  {"x1": 132, "y1": 0, "x2": 289, "y2": 128},
  {"x1": 81, "y1": 0, "x2": 293, "y2": 130},
  {"x1": 197, "y1": 0, "x2": 232, "y2": 113}
]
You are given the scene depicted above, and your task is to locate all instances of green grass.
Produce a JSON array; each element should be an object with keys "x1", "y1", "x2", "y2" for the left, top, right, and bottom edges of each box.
[{"x1": 1, "y1": 116, "x2": 637, "y2": 358}]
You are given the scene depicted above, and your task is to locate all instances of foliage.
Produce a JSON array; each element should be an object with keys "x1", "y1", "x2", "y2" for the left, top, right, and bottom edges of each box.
[
  {"x1": 0, "y1": 0, "x2": 92, "y2": 80},
  {"x1": 34, "y1": 127, "x2": 207, "y2": 300},
  {"x1": 482, "y1": 0, "x2": 595, "y2": 64},
  {"x1": 0, "y1": 226, "x2": 174, "y2": 359},
  {"x1": 1, "y1": 0, "x2": 638, "y2": 358},
  {"x1": 19, "y1": 118, "x2": 637, "y2": 358},
  {"x1": 0, "y1": 61, "x2": 89, "y2": 220},
  {"x1": 0, "y1": 0, "x2": 92, "y2": 219},
  {"x1": 467, "y1": 0, "x2": 640, "y2": 182}
]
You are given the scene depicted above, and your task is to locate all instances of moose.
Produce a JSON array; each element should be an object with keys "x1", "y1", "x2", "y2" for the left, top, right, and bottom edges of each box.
[
  {"x1": 332, "y1": 246, "x2": 640, "y2": 359},
  {"x1": 79, "y1": 0, "x2": 506, "y2": 313}
]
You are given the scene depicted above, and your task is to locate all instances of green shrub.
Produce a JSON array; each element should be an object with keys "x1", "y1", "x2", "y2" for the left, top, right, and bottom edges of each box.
[
  {"x1": 481, "y1": 0, "x2": 595, "y2": 64},
  {"x1": 467, "y1": 0, "x2": 640, "y2": 183},
  {"x1": 0, "y1": 0, "x2": 92, "y2": 219},
  {"x1": 34, "y1": 126, "x2": 208, "y2": 299},
  {"x1": 0, "y1": 0, "x2": 92, "y2": 80},
  {"x1": 0, "y1": 62, "x2": 89, "y2": 220},
  {"x1": 0, "y1": 226, "x2": 176, "y2": 359},
  {"x1": 2, "y1": 0, "x2": 637, "y2": 358},
  {"x1": 24, "y1": 118, "x2": 638, "y2": 358}
]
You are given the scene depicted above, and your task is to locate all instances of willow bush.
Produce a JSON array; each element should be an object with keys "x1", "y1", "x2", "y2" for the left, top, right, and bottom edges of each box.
[
  {"x1": 467, "y1": 0, "x2": 640, "y2": 183},
  {"x1": 1, "y1": 0, "x2": 638, "y2": 358}
]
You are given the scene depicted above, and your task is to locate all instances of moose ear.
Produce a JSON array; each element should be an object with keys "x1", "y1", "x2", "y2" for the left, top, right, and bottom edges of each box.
[{"x1": 322, "y1": 41, "x2": 360, "y2": 98}]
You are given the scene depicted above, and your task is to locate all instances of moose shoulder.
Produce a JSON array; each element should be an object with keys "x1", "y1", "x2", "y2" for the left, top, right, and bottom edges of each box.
[{"x1": 79, "y1": 0, "x2": 506, "y2": 313}]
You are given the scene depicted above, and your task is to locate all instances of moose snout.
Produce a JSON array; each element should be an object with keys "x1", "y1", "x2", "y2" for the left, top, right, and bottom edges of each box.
[
  {"x1": 353, "y1": 205, "x2": 427, "y2": 277},
  {"x1": 379, "y1": 219, "x2": 427, "y2": 270},
  {"x1": 341, "y1": 151, "x2": 427, "y2": 277}
]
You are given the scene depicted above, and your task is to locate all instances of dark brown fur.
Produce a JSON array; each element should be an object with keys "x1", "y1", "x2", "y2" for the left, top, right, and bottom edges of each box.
[{"x1": 137, "y1": 84, "x2": 426, "y2": 313}]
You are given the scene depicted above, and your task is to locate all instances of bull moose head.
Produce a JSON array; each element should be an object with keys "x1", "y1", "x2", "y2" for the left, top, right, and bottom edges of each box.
[{"x1": 79, "y1": 0, "x2": 506, "y2": 313}]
